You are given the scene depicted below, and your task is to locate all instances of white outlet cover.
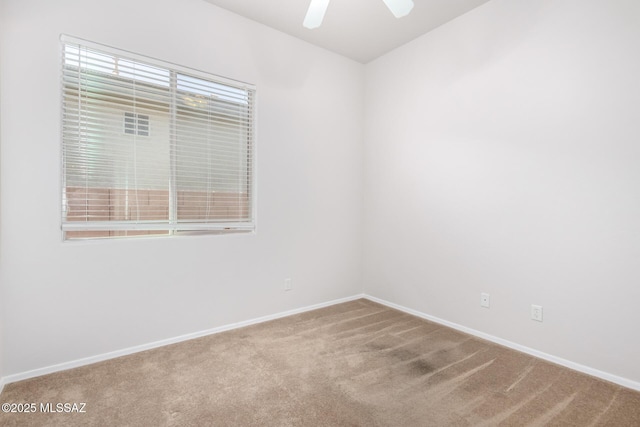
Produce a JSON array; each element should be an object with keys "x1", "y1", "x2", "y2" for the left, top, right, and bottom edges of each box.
[
  {"x1": 480, "y1": 293, "x2": 490, "y2": 308},
  {"x1": 531, "y1": 304, "x2": 543, "y2": 322}
]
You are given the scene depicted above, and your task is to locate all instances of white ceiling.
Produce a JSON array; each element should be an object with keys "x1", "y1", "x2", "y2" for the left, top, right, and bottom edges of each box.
[{"x1": 203, "y1": 0, "x2": 492, "y2": 63}]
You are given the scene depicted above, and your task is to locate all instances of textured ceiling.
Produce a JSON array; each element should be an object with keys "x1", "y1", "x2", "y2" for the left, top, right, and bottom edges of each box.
[{"x1": 202, "y1": 0, "x2": 492, "y2": 63}]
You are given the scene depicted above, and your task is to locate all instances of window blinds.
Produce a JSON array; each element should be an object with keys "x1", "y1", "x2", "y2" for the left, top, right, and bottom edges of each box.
[{"x1": 61, "y1": 36, "x2": 256, "y2": 239}]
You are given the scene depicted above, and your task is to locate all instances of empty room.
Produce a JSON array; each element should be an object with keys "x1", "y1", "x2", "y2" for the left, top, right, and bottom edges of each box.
[{"x1": 1, "y1": 0, "x2": 639, "y2": 425}]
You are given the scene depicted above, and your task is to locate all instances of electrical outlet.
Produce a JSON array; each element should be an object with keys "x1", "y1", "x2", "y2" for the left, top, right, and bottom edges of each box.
[
  {"x1": 480, "y1": 293, "x2": 490, "y2": 308},
  {"x1": 531, "y1": 304, "x2": 543, "y2": 322},
  {"x1": 284, "y1": 278, "x2": 293, "y2": 291}
]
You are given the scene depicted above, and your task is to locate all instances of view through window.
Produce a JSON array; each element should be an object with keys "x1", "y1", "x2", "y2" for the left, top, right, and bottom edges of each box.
[{"x1": 61, "y1": 37, "x2": 256, "y2": 239}]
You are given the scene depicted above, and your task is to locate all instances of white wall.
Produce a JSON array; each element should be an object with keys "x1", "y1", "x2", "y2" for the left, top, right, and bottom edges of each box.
[
  {"x1": 0, "y1": 0, "x2": 5, "y2": 389},
  {"x1": 364, "y1": 0, "x2": 640, "y2": 384},
  {"x1": 3, "y1": 0, "x2": 639, "y2": 390},
  {"x1": 0, "y1": 0, "x2": 364, "y2": 377}
]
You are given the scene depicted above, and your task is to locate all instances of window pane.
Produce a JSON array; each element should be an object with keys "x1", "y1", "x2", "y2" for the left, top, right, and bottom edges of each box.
[
  {"x1": 61, "y1": 37, "x2": 255, "y2": 239},
  {"x1": 177, "y1": 74, "x2": 249, "y2": 104}
]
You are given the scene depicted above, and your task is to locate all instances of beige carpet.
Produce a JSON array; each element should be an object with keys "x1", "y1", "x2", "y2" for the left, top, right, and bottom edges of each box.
[{"x1": 1, "y1": 299, "x2": 639, "y2": 426}]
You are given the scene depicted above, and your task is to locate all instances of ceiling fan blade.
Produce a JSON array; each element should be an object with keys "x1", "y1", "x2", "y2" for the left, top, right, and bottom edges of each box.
[
  {"x1": 382, "y1": 0, "x2": 414, "y2": 18},
  {"x1": 304, "y1": 0, "x2": 331, "y2": 29}
]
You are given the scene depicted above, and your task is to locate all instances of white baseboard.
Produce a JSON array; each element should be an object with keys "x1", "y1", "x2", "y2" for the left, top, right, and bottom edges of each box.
[
  {"x1": 2, "y1": 294, "x2": 366, "y2": 386},
  {"x1": 364, "y1": 294, "x2": 640, "y2": 392},
  {"x1": 5, "y1": 293, "x2": 638, "y2": 393}
]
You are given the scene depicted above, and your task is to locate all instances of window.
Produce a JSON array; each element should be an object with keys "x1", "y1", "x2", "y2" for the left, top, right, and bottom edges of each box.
[
  {"x1": 124, "y1": 112, "x2": 149, "y2": 137},
  {"x1": 61, "y1": 36, "x2": 256, "y2": 240}
]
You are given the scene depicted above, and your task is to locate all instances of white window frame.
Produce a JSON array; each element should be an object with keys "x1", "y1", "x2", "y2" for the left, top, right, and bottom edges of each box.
[{"x1": 60, "y1": 35, "x2": 257, "y2": 240}]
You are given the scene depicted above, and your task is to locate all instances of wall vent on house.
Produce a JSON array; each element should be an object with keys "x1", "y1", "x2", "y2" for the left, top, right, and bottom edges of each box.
[{"x1": 124, "y1": 112, "x2": 150, "y2": 136}]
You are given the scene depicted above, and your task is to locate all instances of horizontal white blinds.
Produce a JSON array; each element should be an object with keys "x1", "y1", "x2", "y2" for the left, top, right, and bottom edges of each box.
[{"x1": 61, "y1": 37, "x2": 256, "y2": 239}]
